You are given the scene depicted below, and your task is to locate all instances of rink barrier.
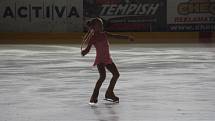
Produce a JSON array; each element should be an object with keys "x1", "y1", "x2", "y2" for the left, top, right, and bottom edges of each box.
[{"x1": 0, "y1": 32, "x2": 214, "y2": 44}]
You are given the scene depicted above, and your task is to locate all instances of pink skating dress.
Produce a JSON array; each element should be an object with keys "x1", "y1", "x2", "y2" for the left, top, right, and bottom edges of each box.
[{"x1": 90, "y1": 32, "x2": 113, "y2": 66}]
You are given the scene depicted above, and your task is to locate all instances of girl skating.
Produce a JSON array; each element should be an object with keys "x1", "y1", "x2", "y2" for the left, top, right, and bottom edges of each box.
[{"x1": 81, "y1": 17, "x2": 134, "y2": 104}]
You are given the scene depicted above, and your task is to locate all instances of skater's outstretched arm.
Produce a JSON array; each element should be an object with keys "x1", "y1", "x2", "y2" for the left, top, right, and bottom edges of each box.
[{"x1": 106, "y1": 32, "x2": 134, "y2": 41}]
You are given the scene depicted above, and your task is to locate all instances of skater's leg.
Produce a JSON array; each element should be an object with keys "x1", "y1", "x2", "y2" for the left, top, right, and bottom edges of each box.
[
  {"x1": 105, "y1": 63, "x2": 120, "y2": 100},
  {"x1": 90, "y1": 63, "x2": 106, "y2": 103}
]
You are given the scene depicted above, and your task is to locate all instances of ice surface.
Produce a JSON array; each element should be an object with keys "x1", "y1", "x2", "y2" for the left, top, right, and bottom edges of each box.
[{"x1": 0, "y1": 44, "x2": 215, "y2": 121}]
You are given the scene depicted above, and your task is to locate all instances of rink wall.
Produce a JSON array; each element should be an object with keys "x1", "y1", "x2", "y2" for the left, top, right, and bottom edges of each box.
[
  {"x1": 0, "y1": 0, "x2": 214, "y2": 32},
  {"x1": 0, "y1": 0, "x2": 214, "y2": 44},
  {"x1": 0, "y1": 32, "x2": 214, "y2": 44}
]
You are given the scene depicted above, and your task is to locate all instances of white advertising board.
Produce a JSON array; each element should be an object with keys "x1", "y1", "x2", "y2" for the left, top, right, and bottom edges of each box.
[
  {"x1": 167, "y1": 0, "x2": 215, "y2": 31},
  {"x1": 0, "y1": 0, "x2": 83, "y2": 32}
]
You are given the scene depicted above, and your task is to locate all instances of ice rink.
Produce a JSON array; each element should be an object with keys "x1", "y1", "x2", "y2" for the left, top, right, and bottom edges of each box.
[{"x1": 0, "y1": 44, "x2": 215, "y2": 121}]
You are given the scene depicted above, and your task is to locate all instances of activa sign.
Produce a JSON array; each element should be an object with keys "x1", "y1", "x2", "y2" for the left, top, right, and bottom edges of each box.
[
  {"x1": 0, "y1": 0, "x2": 83, "y2": 32},
  {"x1": 2, "y1": 5, "x2": 80, "y2": 21}
]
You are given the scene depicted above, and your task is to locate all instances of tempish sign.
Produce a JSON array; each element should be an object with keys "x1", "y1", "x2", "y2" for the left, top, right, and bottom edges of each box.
[
  {"x1": 84, "y1": 0, "x2": 167, "y2": 32},
  {"x1": 99, "y1": 3, "x2": 160, "y2": 16},
  {"x1": 167, "y1": 0, "x2": 215, "y2": 32},
  {"x1": 0, "y1": 0, "x2": 83, "y2": 32}
]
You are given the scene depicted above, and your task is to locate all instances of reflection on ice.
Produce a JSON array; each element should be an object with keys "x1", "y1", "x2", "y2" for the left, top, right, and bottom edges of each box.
[{"x1": 0, "y1": 44, "x2": 215, "y2": 121}]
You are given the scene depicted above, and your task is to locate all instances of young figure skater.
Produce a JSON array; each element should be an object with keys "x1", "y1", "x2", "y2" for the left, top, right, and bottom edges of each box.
[{"x1": 81, "y1": 17, "x2": 134, "y2": 104}]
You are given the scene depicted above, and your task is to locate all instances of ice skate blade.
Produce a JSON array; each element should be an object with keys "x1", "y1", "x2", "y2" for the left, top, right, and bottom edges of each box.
[
  {"x1": 89, "y1": 102, "x2": 97, "y2": 106},
  {"x1": 104, "y1": 98, "x2": 119, "y2": 103}
]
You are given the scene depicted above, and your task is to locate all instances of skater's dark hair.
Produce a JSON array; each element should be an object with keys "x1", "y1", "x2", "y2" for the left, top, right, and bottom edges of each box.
[{"x1": 86, "y1": 17, "x2": 103, "y2": 28}]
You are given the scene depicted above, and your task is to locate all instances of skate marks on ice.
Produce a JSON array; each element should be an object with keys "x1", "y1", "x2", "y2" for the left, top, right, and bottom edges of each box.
[
  {"x1": 0, "y1": 44, "x2": 215, "y2": 121},
  {"x1": 89, "y1": 100, "x2": 120, "y2": 121}
]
